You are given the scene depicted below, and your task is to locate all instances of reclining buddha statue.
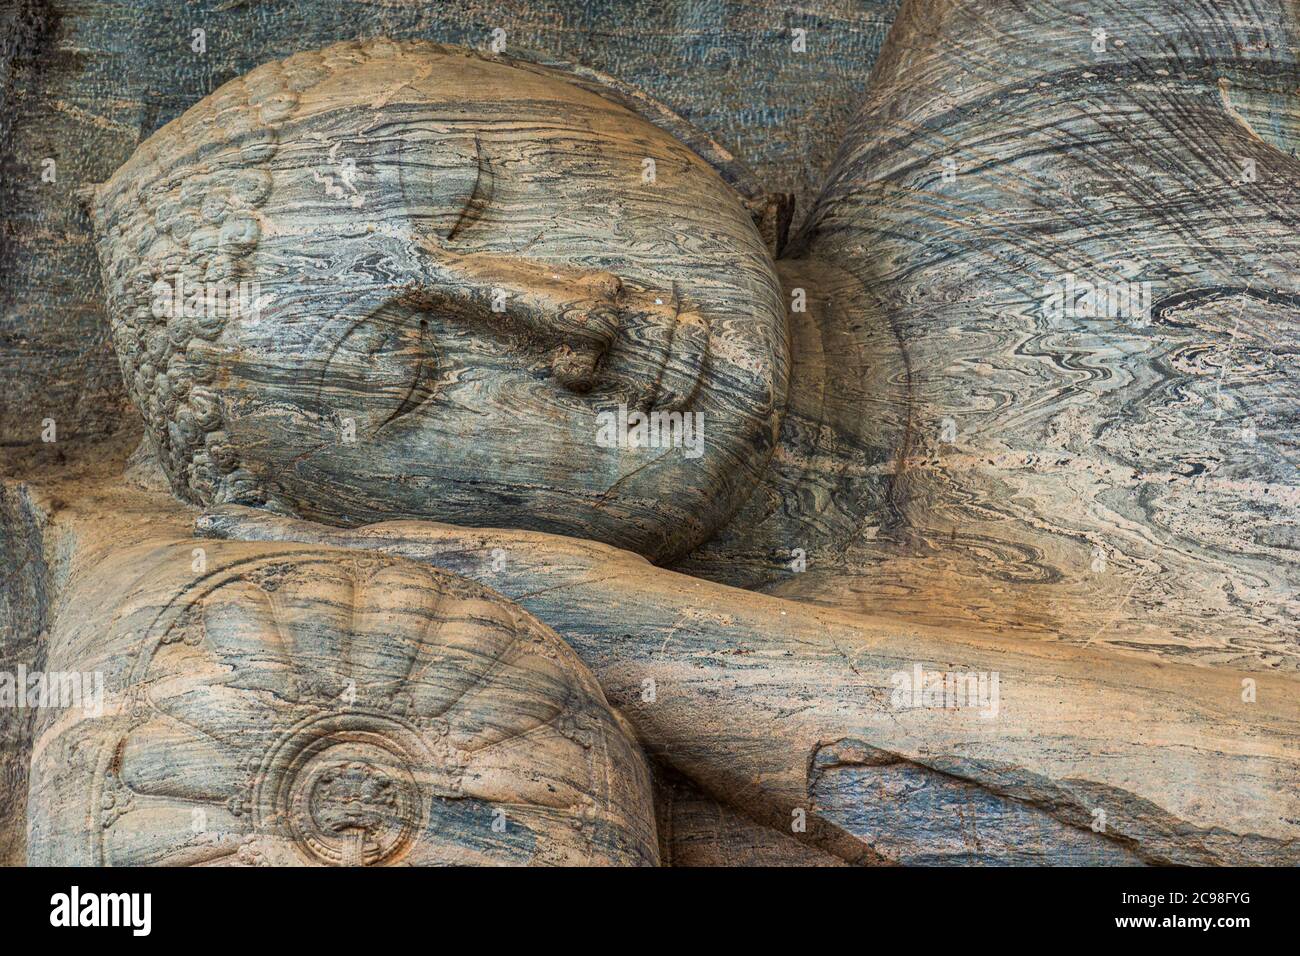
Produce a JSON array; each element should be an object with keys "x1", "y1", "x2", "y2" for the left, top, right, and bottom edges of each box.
[{"x1": 4, "y1": 0, "x2": 1297, "y2": 866}]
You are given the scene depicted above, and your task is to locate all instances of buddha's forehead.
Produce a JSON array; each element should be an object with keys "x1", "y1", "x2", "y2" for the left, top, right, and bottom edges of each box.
[
  {"x1": 265, "y1": 54, "x2": 735, "y2": 238},
  {"x1": 283, "y1": 50, "x2": 706, "y2": 174},
  {"x1": 254, "y1": 52, "x2": 769, "y2": 305},
  {"x1": 83, "y1": 43, "x2": 769, "y2": 301}
]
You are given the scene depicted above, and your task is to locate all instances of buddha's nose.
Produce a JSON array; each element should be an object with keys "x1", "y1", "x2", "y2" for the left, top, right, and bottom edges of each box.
[
  {"x1": 548, "y1": 272, "x2": 624, "y2": 392},
  {"x1": 413, "y1": 245, "x2": 707, "y2": 406},
  {"x1": 413, "y1": 247, "x2": 623, "y2": 392}
]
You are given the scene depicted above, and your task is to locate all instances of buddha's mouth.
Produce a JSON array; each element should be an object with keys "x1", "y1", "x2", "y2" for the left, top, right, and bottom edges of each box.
[{"x1": 639, "y1": 300, "x2": 709, "y2": 413}]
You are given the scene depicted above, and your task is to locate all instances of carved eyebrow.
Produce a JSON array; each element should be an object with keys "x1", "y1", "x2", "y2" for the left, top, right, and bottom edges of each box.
[{"x1": 396, "y1": 132, "x2": 494, "y2": 244}]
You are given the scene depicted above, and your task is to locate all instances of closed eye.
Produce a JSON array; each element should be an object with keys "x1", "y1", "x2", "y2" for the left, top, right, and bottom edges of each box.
[{"x1": 314, "y1": 303, "x2": 440, "y2": 436}]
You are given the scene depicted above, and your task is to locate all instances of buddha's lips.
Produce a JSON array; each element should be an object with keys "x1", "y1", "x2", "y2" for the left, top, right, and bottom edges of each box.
[
  {"x1": 606, "y1": 282, "x2": 709, "y2": 414},
  {"x1": 646, "y1": 308, "x2": 708, "y2": 413}
]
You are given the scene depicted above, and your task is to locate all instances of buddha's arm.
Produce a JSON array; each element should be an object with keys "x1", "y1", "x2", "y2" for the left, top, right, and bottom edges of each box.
[{"x1": 199, "y1": 506, "x2": 1300, "y2": 865}]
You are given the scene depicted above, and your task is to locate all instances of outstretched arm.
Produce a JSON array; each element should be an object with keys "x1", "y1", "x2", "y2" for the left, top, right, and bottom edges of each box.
[{"x1": 199, "y1": 505, "x2": 1300, "y2": 865}]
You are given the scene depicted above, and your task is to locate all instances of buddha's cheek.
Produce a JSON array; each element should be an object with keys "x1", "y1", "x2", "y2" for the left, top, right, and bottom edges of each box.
[{"x1": 222, "y1": 369, "x2": 626, "y2": 519}]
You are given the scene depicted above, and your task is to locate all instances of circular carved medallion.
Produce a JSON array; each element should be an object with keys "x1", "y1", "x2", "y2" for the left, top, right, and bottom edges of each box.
[{"x1": 255, "y1": 714, "x2": 432, "y2": 866}]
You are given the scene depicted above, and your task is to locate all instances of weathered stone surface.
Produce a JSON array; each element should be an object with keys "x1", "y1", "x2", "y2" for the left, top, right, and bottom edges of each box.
[
  {"x1": 0, "y1": 479, "x2": 50, "y2": 866},
  {"x1": 654, "y1": 766, "x2": 847, "y2": 867},
  {"x1": 681, "y1": 0, "x2": 1300, "y2": 675}
]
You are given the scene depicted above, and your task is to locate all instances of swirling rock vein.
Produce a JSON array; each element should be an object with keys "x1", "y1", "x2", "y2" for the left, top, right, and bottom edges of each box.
[{"x1": 688, "y1": 0, "x2": 1300, "y2": 673}]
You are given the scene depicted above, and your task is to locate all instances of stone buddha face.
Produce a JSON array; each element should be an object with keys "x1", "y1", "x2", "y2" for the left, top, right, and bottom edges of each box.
[{"x1": 92, "y1": 40, "x2": 788, "y2": 562}]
